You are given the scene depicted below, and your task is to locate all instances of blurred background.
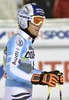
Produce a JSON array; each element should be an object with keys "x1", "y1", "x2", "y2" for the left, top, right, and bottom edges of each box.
[{"x1": 0, "y1": 0, "x2": 69, "y2": 100}]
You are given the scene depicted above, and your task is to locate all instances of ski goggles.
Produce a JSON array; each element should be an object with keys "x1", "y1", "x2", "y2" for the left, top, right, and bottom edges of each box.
[{"x1": 30, "y1": 16, "x2": 45, "y2": 26}]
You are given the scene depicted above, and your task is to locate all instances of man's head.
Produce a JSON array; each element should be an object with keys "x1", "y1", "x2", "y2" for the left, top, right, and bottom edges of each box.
[{"x1": 17, "y1": 3, "x2": 45, "y2": 36}]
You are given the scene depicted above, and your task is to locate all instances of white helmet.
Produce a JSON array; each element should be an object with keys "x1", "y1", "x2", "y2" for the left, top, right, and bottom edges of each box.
[{"x1": 17, "y1": 3, "x2": 45, "y2": 29}]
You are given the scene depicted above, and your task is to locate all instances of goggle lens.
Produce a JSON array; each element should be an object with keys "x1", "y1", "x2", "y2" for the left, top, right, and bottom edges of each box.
[{"x1": 31, "y1": 16, "x2": 44, "y2": 26}]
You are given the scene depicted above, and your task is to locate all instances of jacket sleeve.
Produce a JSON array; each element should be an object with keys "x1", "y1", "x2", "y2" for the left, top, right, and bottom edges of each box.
[
  {"x1": 6, "y1": 34, "x2": 32, "y2": 83},
  {"x1": 33, "y1": 68, "x2": 42, "y2": 74}
]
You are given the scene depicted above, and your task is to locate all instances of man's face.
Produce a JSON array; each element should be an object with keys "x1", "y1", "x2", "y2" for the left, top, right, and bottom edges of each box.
[
  {"x1": 27, "y1": 21, "x2": 42, "y2": 37},
  {"x1": 27, "y1": 16, "x2": 44, "y2": 36}
]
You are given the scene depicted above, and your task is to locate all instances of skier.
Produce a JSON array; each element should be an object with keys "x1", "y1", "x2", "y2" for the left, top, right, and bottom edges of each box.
[{"x1": 3, "y1": 3, "x2": 63, "y2": 100}]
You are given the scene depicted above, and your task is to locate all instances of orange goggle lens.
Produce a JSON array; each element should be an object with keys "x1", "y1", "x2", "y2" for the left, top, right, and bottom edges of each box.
[{"x1": 31, "y1": 16, "x2": 44, "y2": 25}]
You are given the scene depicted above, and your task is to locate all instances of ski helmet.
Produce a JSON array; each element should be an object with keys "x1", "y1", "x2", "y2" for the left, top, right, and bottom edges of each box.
[{"x1": 17, "y1": 3, "x2": 45, "y2": 29}]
